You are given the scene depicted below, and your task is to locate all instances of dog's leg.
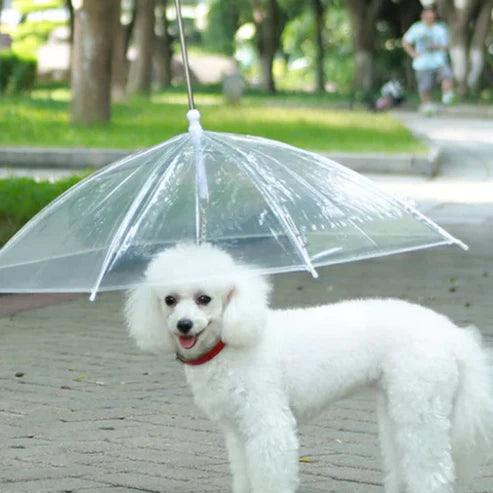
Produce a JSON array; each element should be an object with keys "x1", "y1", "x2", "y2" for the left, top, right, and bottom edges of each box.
[
  {"x1": 223, "y1": 426, "x2": 251, "y2": 493},
  {"x1": 377, "y1": 392, "x2": 404, "y2": 493},
  {"x1": 243, "y1": 409, "x2": 299, "y2": 493},
  {"x1": 383, "y1": 354, "x2": 458, "y2": 493}
]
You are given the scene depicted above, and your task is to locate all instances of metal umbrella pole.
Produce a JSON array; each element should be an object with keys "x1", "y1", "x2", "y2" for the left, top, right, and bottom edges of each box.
[
  {"x1": 174, "y1": 0, "x2": 195, "y2": 111},
  {"x1": 174, "y1": 0, "x2": 208, "y2": 243}
]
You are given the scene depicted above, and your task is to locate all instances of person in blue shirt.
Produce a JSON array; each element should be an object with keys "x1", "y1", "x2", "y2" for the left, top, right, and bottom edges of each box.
[{"x1": 402, "y1": 7, "x2": 456, "y2": 113}]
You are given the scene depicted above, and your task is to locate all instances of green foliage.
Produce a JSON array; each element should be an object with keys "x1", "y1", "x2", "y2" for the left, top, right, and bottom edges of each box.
[
  {"x1": 203, "y1": 0, "x2": 251, "y2": 55},
  {"x1": 10, "y1": 1, "x2": 68, "y2": 58},
  {"x1": 13, "y1": 0, "x2": 65, "y2": 16},
  {"x1": 11, "y1": 19, "x2": 65, "y2": 57},
  {"x1": 281, "y1": 5, "x2": 353, "y2": 92},
  {"x1": 0, "y1": 175, "x2": 84, "y2": 246},
  {"x1": 0, "y1": 51, "x2": 37, "y2": 94}
]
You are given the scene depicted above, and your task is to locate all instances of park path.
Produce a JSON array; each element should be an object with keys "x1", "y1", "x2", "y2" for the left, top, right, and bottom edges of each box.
[{"x1": 372, "y1": 111, "x2": 493, "y2": 226}]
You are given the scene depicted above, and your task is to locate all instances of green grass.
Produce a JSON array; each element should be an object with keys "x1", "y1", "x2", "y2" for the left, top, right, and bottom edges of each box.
[
  {"x1": 0, "y1": 88, "x2": 425, "y2": 153},
  {"x1": 0, "y1": 175, "x2": 86, "y2": 246}
]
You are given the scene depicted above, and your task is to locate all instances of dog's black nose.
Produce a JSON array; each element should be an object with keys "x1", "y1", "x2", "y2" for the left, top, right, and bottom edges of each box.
[{"x1": 177, "y1": 318, "x2": 194, "y2": 334}]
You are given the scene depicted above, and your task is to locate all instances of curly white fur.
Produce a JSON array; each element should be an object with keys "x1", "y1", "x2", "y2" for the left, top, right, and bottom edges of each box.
[{"x1": 125, "y1": 244, "x2": 493, "y2": 493}]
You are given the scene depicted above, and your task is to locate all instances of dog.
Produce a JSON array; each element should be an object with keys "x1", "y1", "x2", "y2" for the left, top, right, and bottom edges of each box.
[{"x1": 125, "y1": 243, "x2": 493, "y2": 493}]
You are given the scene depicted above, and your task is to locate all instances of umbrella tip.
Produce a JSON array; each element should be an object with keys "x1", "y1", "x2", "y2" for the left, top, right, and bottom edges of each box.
[{"x1": 187, "y1": 109, "x2": 203, "y2": 136}]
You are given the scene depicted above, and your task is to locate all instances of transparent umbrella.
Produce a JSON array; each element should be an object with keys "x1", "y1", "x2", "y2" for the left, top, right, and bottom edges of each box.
[{"x1": 0, "y1": 1, "x2": 467, "y2": 300}]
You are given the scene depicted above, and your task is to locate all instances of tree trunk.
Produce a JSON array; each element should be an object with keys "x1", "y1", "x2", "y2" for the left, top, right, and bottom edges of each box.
[
  {"x1": 397, "y1": 0, "x2": 421, "y2": 32},
  {"x1": 124, "y1": 1, "x2": 138, "y2": 55},
  {"x1": 448, "y1": 0, "x2": 477, "y2": 95},
  {"x1": 397, "y1": 0, "x2": 421, "y2": 91},
  {"x1": 311, "y1": 0, "x2": 325, "y2": 92},
  {"x1": 438, "y1": 0, "x2": 493, "y2": 95},
  {"x1": 112, "y1": 3, "x2": 128, "y2": 103},
  {"x1": 66, "y1": 0, "x2": 74, "y2": 45},
  {"x1": 467, "y1": 0, "x2": 493, "y2": 91},
  {"x1": 127, "y1": 0, "x2": 156, "y2": 96},
  {"x1": 347, "y1": 0, "x2": 384, "y2": 93},
  {"x1": 435, "y1": 0, "x2": 455, "y2": 23},
  {"x1": 71, "y1": 0, "x2": 118, "y2": 124},
  {"x1": 64, "y1": 0, "x2": 74, "y2": 74},
  {"x1": 251, "y1": 0, "x2": 280, "y2": 93},
  {"x1": 154, "y1": 0, "x2": 173, "y2": 88}
]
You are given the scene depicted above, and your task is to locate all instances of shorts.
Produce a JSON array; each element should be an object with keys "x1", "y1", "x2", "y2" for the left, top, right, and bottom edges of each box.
[{"x1": 416, "y1": 65, "x2": 454, "y2": 93}]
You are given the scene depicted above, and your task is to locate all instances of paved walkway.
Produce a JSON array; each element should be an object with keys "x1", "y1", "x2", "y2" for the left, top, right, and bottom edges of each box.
[
  {"x1": 1, "y1": 114, "x2": 493, "y2": 492},
  {"x1": 370, "y1": 112, "x2": 493, "y2": 226},
  {"x1": 1, "y1": 223, "x2": 492, "y2": 493}
]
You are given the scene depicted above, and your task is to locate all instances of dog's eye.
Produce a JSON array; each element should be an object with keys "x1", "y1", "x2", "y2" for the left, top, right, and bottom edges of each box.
[
  {"x1": 197, "y1": 295, "x2": 212, "y2": 305},
  {"x1": 164, "y1": 295, "x2": 177, "y2": 306}
]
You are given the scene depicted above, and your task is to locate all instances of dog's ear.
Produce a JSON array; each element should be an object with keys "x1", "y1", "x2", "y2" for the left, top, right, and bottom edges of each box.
[
  {"x1": 221, "y1": 273, "x2": 271, "y2": 348},
  {"x1": 125, "y1": 285, "x2": 175, "y2": 354}
]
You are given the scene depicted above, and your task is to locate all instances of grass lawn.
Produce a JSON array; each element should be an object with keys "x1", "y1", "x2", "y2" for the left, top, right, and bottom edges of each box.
[
  {"x1": 0, "y1": 88, "x2": 426, "y2": 153},
  {"x1": 0, "y1": 175, "x2": 86, "y2": 246}
]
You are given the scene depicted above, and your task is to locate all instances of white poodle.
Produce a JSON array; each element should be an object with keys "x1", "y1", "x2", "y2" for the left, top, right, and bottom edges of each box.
[{"x1": 125, "y1": 243, "x2": 493, "y2": 493}]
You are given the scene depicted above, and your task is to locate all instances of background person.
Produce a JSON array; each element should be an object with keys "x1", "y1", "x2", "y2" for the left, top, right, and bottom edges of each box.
[{"x1": 402, "y1": 7, "x2": 455, "y2": 114}]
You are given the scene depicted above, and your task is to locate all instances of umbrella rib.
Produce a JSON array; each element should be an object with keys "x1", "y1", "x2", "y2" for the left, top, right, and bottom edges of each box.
[
  {"x1": 88, "y1": 138, "x2": 188, "y2": 300},
  {"x1": 109, "y1": 142, "x2": 189, "y2": 246},
  {"x1": 84, "y1": 164, "x2": 145, "y2": 218},
  {"x1": 91, "y1": 134, "x2": 186, "y2": 180},
  {"x1": 231, "y1": 134, "x2": 466, "y2": 249},
  {"x1": 224, "y1": 133, "x2": 407, "y2": 219},
  {"x1": 230, "y1": 140, "x2": 383, "y2": 260},
  {"x1": 212, "y1": 135, "x2": 318, "y2": 278},
  {"x1": 1, "y1": 136, "x2": 187, "y2": 254},
  {"x1": 235, "y1": 142, "x2": 349, "y2": 221}
]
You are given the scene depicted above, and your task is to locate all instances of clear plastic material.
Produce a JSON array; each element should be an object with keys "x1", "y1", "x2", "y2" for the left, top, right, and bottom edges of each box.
[{"x1": 0, "y1": 113, "x2": 466, "y2": 298}]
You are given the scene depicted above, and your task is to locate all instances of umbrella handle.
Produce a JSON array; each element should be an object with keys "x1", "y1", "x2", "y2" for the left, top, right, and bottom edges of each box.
[
  {"x1": 175, "y1": 0, "x2": 195, "y2": 111},
  {"x1": 187, "y1": 109, "x2": 209, "y2": 202}
]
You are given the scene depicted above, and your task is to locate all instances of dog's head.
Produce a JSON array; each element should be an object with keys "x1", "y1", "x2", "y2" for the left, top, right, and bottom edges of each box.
[{"x1": 125, "y1": 244, "x2": 271, "y2": 359}]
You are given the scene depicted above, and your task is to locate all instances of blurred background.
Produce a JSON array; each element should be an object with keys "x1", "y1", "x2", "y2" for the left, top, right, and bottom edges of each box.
[
  {"x1": 0, "y1": 0, "x2": 492, "y2": 247},
  {"x1": 1, "y1": 0, "x2": 492, "y2": 118}
]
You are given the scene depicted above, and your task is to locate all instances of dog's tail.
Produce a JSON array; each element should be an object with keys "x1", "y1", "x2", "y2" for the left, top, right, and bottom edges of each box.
[{"x1": 452, "y1": 325, "x2": 493, "y2": 479}]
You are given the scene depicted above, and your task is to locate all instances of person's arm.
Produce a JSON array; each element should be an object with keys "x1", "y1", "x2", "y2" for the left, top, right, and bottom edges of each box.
[
  {"x1": 402, "y1": 25, "x2": 418, "y2": 59},
  {"x1": 402, "y1": 39, "x2": 418, "y2": 59}
]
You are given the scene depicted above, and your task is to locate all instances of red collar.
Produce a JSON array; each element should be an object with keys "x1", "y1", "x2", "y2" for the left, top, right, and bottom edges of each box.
[{"x1": 177, "y1": 340, "x2": 226, "y2": 366}]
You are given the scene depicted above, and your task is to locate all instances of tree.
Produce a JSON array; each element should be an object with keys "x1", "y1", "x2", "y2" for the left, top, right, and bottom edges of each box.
[
  {"x1": 377, "y1": 0, "x2": 422, "y2": 90},
  {"x1": 468, "y1": 0, "x2": 493, "y2": 91},
  {"x1": 311, "y1": 0, "x2": 326, "y2": 92},
  {"x1": 154, "y1": 0, "x2": 173, "y2": 89},
  {"x1": 251, "y1": 0, "x2": 282, "y2": 93},
  {"x1": 71, "y1": 0, "x2": 119, "y2": 124},
  {"x1": 112, "y1": 1, "x2": 128, "y2": 102},
  {"x1": 127, "y1": 0, "x2": 156, "y2": 96},
  {"x1": 66, "y1": 0, "x2": 74, "y2": 45},
  {"x1": 204, "y1": 0, "x2": 248, "y2": 55},
  {"x1": 346, "y1": 0, "x2": 385, "y2": 92},
  {"x1": 437, "y1": 0, "x2": 493, "y2": 94}
]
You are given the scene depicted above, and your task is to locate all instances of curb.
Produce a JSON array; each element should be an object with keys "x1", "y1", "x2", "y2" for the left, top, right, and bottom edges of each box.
[
  {"x1": 319, "y1": 149, "x2": 440, "y2": 177},
  {"x1": 0, "y1": 147, "x2": 130, "y2": 170},
  {"x1": 0, "y1": 146, "x2": 440, "y2": 176},
  {"x1": 396, "y1": 105, "x2": 493, "y2": 119}
]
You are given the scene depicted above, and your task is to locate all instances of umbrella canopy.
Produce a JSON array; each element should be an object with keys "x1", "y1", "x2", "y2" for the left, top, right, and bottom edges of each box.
[
  {"x1": 0, "y1": 109, "x2": 466, "y2": 300},
  {"x1": 0, "y1": 0, "x2": 467, "y2": 300}
]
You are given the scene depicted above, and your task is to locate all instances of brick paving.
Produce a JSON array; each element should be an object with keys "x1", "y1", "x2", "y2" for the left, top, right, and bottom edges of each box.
[{"x1": 1, "y1": 222, "x2": 492, "y2": 493}]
